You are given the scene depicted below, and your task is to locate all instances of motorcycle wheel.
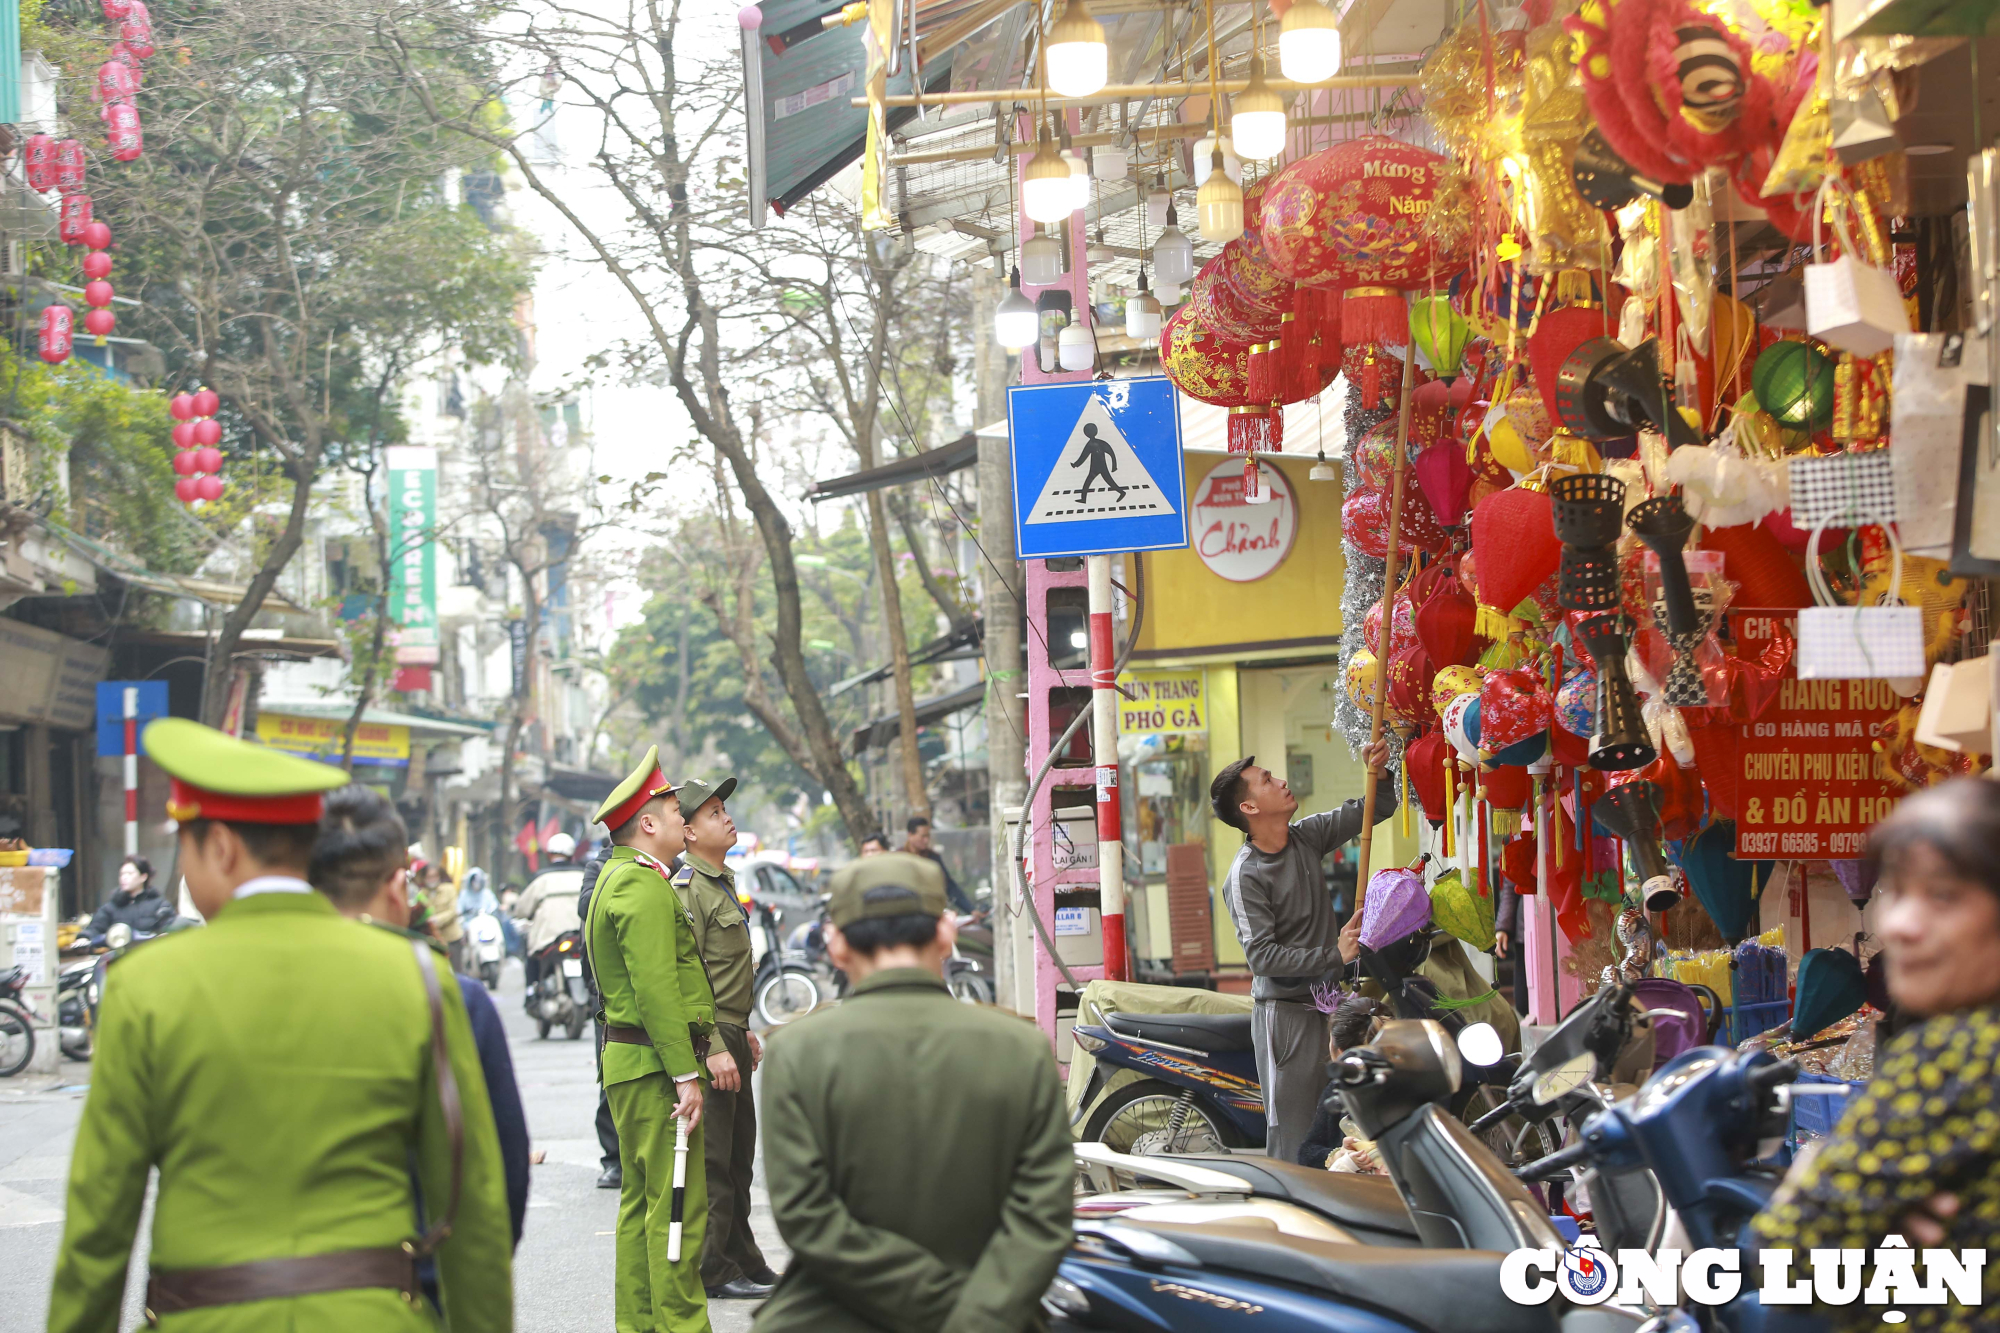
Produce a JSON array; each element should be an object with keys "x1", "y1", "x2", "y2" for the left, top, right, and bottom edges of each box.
[
  {"x1": 1083, "y1": 1079, "x2": 1242, "y2": 1155},
  {"x1": 536, "y1": 1017, "x2": 552, "y2": 1040},
  {"x1": 565, "y1": 1009, "x2": 587, "y2": 1040},
  {"x1": 947, "y1": 971, "x2": 993, "y2": 1005},
  {"x1": 1459, "y1": 1084, "x2": 1558, "y2": 1168},
  {"x1": 481, "y1": 961, "x2": 500, "y2": 990},
  {"x1": 757, "y1": 970, "x2": 820, "y2": 1026},
  {"x1": 0, "y1": 1002, "x2": 33, "y2": 1077}
]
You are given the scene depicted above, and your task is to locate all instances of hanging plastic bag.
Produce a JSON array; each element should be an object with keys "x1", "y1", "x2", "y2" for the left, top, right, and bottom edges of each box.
[
  {"x1": 1796, "y1": 514, "x2": 1925, "y2": 680},
  {"x1": 1804, "y1": 179, "x2": 1909, "y2": 357}
]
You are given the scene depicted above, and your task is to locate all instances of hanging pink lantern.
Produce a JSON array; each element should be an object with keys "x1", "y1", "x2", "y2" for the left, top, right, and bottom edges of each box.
[
  {"x1": 195, "y1": 475, "x2": 224, "y2": 501},
  {"x1": 38, "y1": 306, "x2": 73, "y2": 363},
  {"x1": 170, "y1": 393, "x2": 196, "y2": 420},
  {"x1": 83, "y1": 280, "x2": 114, "y2": 309},
  {"x1": 193, "y1": 418, "x2": 221, "y2": 446},
  {"x1": 97, "y1": 62, "x2": 137, "y2": 106},
  {"x1": 118, "y1": 18, "x2": 154, "y2": 60},
  {"x1": 83, "y1": 220, "x2": 112, "y2": 251},
  {"x1": 102, "y1": 0, "x2": 133, "y2": 19},
  {"x1": 106, "y1": 105, "x2": 142, "y2": 163},
  {"x1": 191, "y1": 388, "x2": 220, "y2": 417},
  {"x1": 175, "y1": 476, "x2": 199, "y2": 503},
  {"x1": 108, "y1": 41, "x2": 142, "y2": 70},
  {"x1": 58, "y1": 194, "x2": 93, "y2": 246},
  {"x1": 83, "y1": 308, "x2": 115, "y2": 337},
  {"x1": 193, "y1": 446, "x2": 223, "y2": 473},
  {"x1": 81, "y1": 251, "x2": 112, "y2": 280},
  {"x1": 24, "y1": 134, "x2": 55, "y2": 193},
  {"x1": 172, "y1": 449, "x2": 198, "y2": 476},
  {"x1": 53, "y1": 140, "x2": 85, "y2": 194},
  {"x1": 171, "y1": 421, "x2": 196, "y2": 448}
]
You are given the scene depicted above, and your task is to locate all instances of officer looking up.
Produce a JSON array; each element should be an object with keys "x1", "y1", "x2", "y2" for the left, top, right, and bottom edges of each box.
[
  {"x1": 50, "y1": 718, "x2": 513, "y2": 1332},
  {"x1": 755, "y1": 853, "x2": 1073, "y2": 1333}
]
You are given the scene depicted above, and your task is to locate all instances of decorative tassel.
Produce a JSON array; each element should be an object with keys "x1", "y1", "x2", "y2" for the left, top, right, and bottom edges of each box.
[
  {"x1": 1341, "y1": 287, "x2": 1409, "y2": 348},
  {"x1": 1491, "y1": 807, "x2": 1520, "y2": 838},
  {"x1": 1227, "y1": 406, "x2": 1274, "y2": 453},
  {"x1": 1242, "y1": 455, "x2": 1264, "y2": 501},
  {"x1": 1443, "y1": 761, "x2": 1456, "y2": 859},
  {"x1": 1268, "y1": 406, "x2": 1284, "y2": 452},
  {"x1": 1400, "y1": 761, "x2": 1412, "y2": 840},
  {"x1": 1474, "y1": 603, "x2": 1515, "y2": 639},
  {"x1": 1361, "y1": 349, "x2": 1382, "y2": 410},
  {"x1": 1246, "y1": 341, "x2": 1275, "y2": 404},
  {"x1": 1278, "y1": 312, "x2": 1318, "y2": 400}
]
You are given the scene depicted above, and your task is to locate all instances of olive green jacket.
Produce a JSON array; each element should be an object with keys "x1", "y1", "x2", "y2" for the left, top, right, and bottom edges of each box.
[
  {"x1": 49, "y1": 890, "x2": 512, "y2": 1333},
  {"x1": 588, "y1": 846, "x2": 715, "y2": 1083},
  {"x1": 673, "y1": 853, "x2": 754, "y2": 1027},
  {"x1": 755, "y1": 969, "x2": 1074, "y2": 1333}
]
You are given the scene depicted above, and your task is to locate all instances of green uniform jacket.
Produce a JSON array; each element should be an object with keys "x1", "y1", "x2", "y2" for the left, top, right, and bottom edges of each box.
[
  {"x1": 589, "y1": 847, "x2": 715, "y2": 1084},
  {"x1": 673, "y1": 855, "x2": 754, "y2": 1027},
  {"x1": 49, "y1": 891, "x2": 512, "y2": 1333},
  {"x1": 756, "y1": 969, "x2": 1074, "y2": 1333}
]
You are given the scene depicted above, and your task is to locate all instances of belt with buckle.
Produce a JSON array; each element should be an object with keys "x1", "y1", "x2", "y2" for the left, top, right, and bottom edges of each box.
[{"x1": 145, "y1": 1245, "x2": 418, "y2": 1325}]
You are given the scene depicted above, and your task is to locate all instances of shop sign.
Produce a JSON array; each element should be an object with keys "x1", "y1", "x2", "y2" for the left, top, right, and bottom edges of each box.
[
  {"x1": 386, "y1": 445, "x2": 440, "y2": 666},
  {"x1": 1730, "y1": 610, "x2": 1903, "y2": 859},
  {"x1": 1116, "y1": 669, "x2": 1206, "y2": 735},
  {"x1": 0, "y1": 619, "x2": 109, "y2": 729},
  {"x1": 1190, "y1": 459, "x2": 1297, "y2": 582},
  {"x1": 255, "y1": 713, "x2": 412, "y2": 767}
]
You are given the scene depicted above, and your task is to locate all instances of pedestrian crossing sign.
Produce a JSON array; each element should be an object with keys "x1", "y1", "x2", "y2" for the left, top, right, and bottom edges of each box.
[{"x1": 1007, "y1": 377, "x2": 1188, "y2": 559}]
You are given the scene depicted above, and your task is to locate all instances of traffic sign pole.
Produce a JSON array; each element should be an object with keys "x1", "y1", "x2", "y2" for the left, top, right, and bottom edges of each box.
[
  {"x1": 123, "y1": 685, "x2": 138, "y2": 856},
  {"x1": 1087, "y1": 555, "x2": 1127, "y2": 982}
]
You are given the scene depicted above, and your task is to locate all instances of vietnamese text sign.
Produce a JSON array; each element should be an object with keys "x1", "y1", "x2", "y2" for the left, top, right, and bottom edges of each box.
[
  {"x1": 0, "y1": 619, "x2": 109, "y2": 730},
  {"x1": 386, "y1": 446, "x2": 440, "y2": 666},
  {"x1": 1116, "y1": 669, "x2": 1207, "y2": 734},
  {"x1": 1191, "y1": 459, "x2": 1298, "y2": 582},
  {"x1": 1008, "y1": 378, "x2": 1188, "y2": 559},
  {"x1": 256, "y1": 713, "x2": 412, "y2": 767},
  {"x1": 1732, "y1": 611, "x2": 1903, "y2": 859}
]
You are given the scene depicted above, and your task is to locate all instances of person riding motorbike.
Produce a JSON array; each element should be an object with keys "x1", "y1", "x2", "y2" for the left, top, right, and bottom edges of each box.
[
  {"x1": 512, "y1": 834, "x2": 583, "y2": 1014},
  {"x1": 83, "y1": 856, "x2": 177, "y2": 946}
]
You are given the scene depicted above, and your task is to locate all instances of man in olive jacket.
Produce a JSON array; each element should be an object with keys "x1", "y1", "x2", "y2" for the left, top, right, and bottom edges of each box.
[{"x1": 755, "y1": 853, "x2": 1073, "y2": 1333}]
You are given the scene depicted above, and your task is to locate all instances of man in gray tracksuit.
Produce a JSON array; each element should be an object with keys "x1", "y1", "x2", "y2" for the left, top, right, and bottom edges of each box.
[{"x1": 1212, "y1": 745, "x2": 1395, "y2": 1163}]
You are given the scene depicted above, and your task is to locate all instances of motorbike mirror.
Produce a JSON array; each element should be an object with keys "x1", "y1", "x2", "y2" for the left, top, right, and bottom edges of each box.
[
  {"x1": 1456, "y1": 1022, "x2": 1505, "y2": 1067},
  {"x1": 106, "y1": 923, "x2": 133, "y2": 950},
  {"x1": 1531, "y1": 1051, "x2": 1597, "y2": 1105}
]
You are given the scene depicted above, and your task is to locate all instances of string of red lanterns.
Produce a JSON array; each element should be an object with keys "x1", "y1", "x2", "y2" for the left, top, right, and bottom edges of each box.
[{"x1": 169, "y1": 388, "x2": 224, "y2": 503}]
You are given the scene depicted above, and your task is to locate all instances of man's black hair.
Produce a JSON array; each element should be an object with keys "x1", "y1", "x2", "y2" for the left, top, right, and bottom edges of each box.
[
  {"x1": 181, "y1": 818, "x2": 320, "y2": 873},
  {"x1": 1209, "y1": 754, "x2": 1257, "y2": 836},
  {"x1": 838, "y1": 911, "x2": 940, "y2": 955},
  {"x1": 858, "y1": 833, "x2": 889, "y2": 852},
  {"x1": 308, "y1": 785, "x2": 409, "y2": 909},
  {"x1": 906, "y1": 815, "x2": 930, "y2": 834},
  {"x1": 608, "y1": 794, "x2": 666, "y2": 847}
]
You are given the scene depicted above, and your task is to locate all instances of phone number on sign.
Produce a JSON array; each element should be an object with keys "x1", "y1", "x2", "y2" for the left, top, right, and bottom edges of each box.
[{"x1": 1738, "y1": 830, "x2": 1871, "y2": 856}]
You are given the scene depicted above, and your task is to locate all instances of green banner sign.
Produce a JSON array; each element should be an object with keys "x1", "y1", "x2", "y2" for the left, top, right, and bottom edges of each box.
[{"x1": 385, "y1": 446, "x2": 439, "y2": 665}]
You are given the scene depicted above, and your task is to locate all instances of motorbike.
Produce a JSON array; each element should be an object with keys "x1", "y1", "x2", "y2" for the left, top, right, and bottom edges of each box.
[
  {"x1": 530, "y1": 929, "x2": 590, "y2": 1040},
  {"x1": 57, "y1": 918, "x2": 199, "y2": 1060},
  {"x1": 752, "y1": 900, "x2": 822, "y2": 1026},
  {"x1": 1070, "y1": 1008, "x2": 1267, "y2": 1153},
  {"x1": 467, "y1": 912, "x2": 506, "y2": 990},
  {"x1": 0, "y1": 964, "x2": 35, "y2": 1077}
]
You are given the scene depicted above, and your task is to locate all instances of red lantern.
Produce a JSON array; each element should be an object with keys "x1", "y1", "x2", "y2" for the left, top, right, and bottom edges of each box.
[
  {"x1": 175, "y1": 476, "x2": 199, "y2": 503},
  {"x1": 1469, "y1": 486, "x2": 1561, "y2": 612},
  {"x1": 38, "y1": 306, "x2": 73, "y2": 363},
  {"x1": 170, "y1": 393, "x2": 196, "y2": 420},
  {"x1": 1259, "y1": 137, "x2": 1468, "y2": 291},
  {"x1": 193, "y1": 446, "x2": 222, "y2": 473},
  {"x1": 83, "y1": 308, "x2": 115, "y2": 337},
  {"x1": 102, "y1": 0, "x2": 133, "y2": 19},
  {"x1": 118, "y1": 17, "x2": 155, "y2": 60},
  {"x1": 193, "y1": 418, "x2": 222, "y2": 445},
  {"x1": 172, "y1": 449, "x2": 198, "y2": 476},
  {"x1": 82, "y1": 251, "x2": 112, "y2": 281},
  {"x1": 83, "y1": 220, "x2": 112, "y2": 251},
  {"x1": 24, "y1": 134, "x2": 54, "y2": 193},
  {"x1": 171, "y1": 421, "x2": 196, "y2": 448},
  {"x1": 196, "y1": 475, "x2": 224, "y2": 501},
  {"x1": 106, "y1": 104, "x2": 143, "y2": 163},
  {"x1": 1189, "y1": 255, "x2": 1282, "y2": 345},
  {"x1": 1342, "y1": 488, "x2": 1393, "y2": 559},
  {"x1": 1160, "y1": 305, "x2": 1252, "y2": 406},
  {"x1": 191, "y1": 387, "x2": 221, "y2": 417},
  {"x1": 1415, "y1": 566, "x2": 1480, "y2": 667},
  {"x1": 1479, "y1": 668, "x2": 1555, "y2": 751},
  {"x1": 1387, "y1": 643, "x2": 1438, "y2": 729},
  {"x1": 53, "y1": 139, "x2": 86, "y2": 194},
  {"x1": 59, "y1": 194, "x2": 93, "y2": 246},
  {"x1": 84, "y1": 280, "x2": 114, "y2": 309},
  {"x1": 97, "y1": 61, "x2": 137, "y2": 107}
]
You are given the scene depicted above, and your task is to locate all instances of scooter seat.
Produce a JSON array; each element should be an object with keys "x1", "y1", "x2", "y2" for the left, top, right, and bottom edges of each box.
[
  {"x1": 1179, "y1": 1155, "x2": 1419, "y2": 1243},
  {"x1": 1104, "y1": 1011, "x2": 1255, "y2": 1053},
  {"x1": 1132, "y1": 1220, "x2": 1558, "y2": 1333}
]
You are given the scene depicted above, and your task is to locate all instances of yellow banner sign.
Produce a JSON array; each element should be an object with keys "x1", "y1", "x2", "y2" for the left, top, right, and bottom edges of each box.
[
  {"x1": 1116, "y1": 670, "x2": 1207, "y2": 735},
  {"x1": 256, "y1": 713, "x2": 411, "y2": 766}
]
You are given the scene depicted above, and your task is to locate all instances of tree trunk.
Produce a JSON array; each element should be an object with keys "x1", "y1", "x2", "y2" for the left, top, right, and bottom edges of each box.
[
  {"x1": 200, "y1": 458, "x2": 315, "y2": 726},
  {"x1": 862, "y1": 487, "x2": 930, "y2": 823}
]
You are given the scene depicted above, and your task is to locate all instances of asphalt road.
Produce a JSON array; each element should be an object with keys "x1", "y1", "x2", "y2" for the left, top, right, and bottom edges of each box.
[{"x1": 0, "y1": 958, "x2": 788, "y2": 1332}]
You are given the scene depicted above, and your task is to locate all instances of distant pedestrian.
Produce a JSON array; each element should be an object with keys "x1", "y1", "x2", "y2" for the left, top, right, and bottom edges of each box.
[
  {"x1": 756, "y1": 853, "x2": 1073, "y2": 1333},
  {"x1": 83, "y1": 854, "x2": 176, "y2": 945},
  {"x1": 902, "y1": 815, "x2": 974, "y2": 914},
  {"x1": 857, "y1": 834, "x2": 888, "y2": 856}
]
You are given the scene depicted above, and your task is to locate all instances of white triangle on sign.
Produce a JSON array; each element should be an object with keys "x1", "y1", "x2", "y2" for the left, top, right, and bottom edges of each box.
[{"x1": 1024, "y1": 394, "x2": 1174, "y2": 525}]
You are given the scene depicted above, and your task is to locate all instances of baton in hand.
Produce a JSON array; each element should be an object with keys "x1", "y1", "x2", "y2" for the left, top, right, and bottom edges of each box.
[{"x1": 666, "y1": 1116, "x2": 691, "y2": 1261}]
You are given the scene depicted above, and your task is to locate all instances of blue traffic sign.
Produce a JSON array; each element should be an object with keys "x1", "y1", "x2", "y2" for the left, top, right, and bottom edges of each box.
[
  {"x1": 1008, "y1": 377, "x2": 1188, "y2": 559},
  {"x1": 96, "y1": 681, "x2": 170, "y2": 757}
]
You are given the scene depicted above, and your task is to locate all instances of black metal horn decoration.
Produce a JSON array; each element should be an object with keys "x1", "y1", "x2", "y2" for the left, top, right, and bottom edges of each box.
[
  {"x1": 1596, "y1": 339, "x2": 1703, "y2": 450},
  {"x1": 1550, "y1": 472, "x2": 1626, "y2": 611},
  {"x1": 1594, "y1": 780, "x2": 1681, "y2": 912},
  {"x1": 1570, "y1": 128, "x2": 1696, "y2": 211},
  {"x1": 1577, "y1": 613, "x2": 1657, "y2": 771},
  {"x1": 1626, "y1": 494, "x2": 1710, "y2": 708}
]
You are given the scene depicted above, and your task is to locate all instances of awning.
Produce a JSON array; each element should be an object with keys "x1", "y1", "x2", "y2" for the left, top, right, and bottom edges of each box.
[
  {"x1": 126, "y1": 629, "x2": 343, "y2": 659},
  {"x1": 807, "y1": 431, "x2": 978, "y2": 502},
  {"x1": 50, "y1": 524, "x2": 308, "y2": 615},
  {"x1": 850, "y1": 679, "x2": 985, "y2": 754},
  {"x1": 252, "y1": 702, "x2": 491, "y2": 739},
  {"x1": 829, "y1": 615, "x2": 982, "y2": 696}
]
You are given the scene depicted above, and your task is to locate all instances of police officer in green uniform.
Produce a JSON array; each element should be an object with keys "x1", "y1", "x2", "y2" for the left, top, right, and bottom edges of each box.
[
  {"x1": 670, "y1": 776, "x2": 778, "y2": 1302},
  {"x1": 50, "y1": 718, "x2": 513, "y2": 1333},
  {"x1": 755, "y1": 853, "x2": 1074, "y2": 1333},
  {"x1": 588, "y1": 746, "x2": 716, "y2": 1333}
]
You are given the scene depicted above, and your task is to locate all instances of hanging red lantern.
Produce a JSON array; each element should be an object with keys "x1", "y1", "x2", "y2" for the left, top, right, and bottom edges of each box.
[
  {"x1": 1527, "y1": 304, "x2": 1609, "y2": 422},
  {"x1": 196, "y1": 475, "x2": 224, "y2": 501},
  {"x1": 53, "y1": 139, "x2": 86, "y2": 194},
  {"x1": 170, "y1": 393, "x2": 196, "y2": 420},
  {"x1": 172, "y1": 449, "x2": 198, "y2": 476},
  {"x1": 96, "y1": 61, "x2": 137, "y2": 108},
  {"x1": 171, "y1": 421, "x2": 196, "y2": 448},
  {"x1": 1160, "y1": 304, "x2": 1252, "y2": 406},
  {"x1": 1189, "y1": 255, "x2": 1283, "y2": 345},
  {"x1": 108, "y1": 41, "x2": 142, "y2": 71},
  {"x1": 38, "y1": 306, "x2": 73, "y2": 363},
  {"x1": 84, "y1": 280, "x2": 114, "y2": 309},
  {"x1": 24, "y1": 134, "x2": 55, "y2": 193},
  {"x1": 1469, "y1": 486, "x2": 1562, "y2": 613},
  {"x1": 192, "y1": 418, "x2": 222, "y2": 445},
  {"x1": 81, "y1": 251, "x2": 112, "y2": 281},
  {"x1": 175, "y1": 476, "x2": 199, "y2": 503},
  {"x1": 83, "y1": 220, "x2": 112, "y2": 251},
  {"x1": 191, "y1": 387, "x2": 221, "y2": 418},
  {"x1": 193, "y1": 446, "x2": 223, "y2": 474},
  {"x1": 1415, "y1": 565, "x2": 1481, "y2": 667},
  {"x1": 1342, "y1": 488, "x2": 1394, "y2": 559},
  {"x1": 83, "y1": 308, "x2": 115, "y2": 338},
  {"x1": 102, "y1": 0, "x2": 133, "y2": 19},
  {"x1": 106, "y1": 105, "x2": 143, "y2": 162},
  {"x1": 119, "y1": 17, "x2": 155, "y2": 60},
  {"x1": 59, "y1": 194, "x2": 93, "y2": 246}
]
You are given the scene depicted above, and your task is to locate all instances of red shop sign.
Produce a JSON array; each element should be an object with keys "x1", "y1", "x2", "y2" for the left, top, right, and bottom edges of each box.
[{"x1": 1730, "y1": 610, "x2": 1903, "y2": 860}]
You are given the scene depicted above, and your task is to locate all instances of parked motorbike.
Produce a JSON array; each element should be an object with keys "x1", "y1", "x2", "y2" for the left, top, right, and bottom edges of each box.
[
  {"x1": 530, "y1": 929, "x2": 590, "y2": 1040},
  {"x1": 1070, "y1": 1008, "x2": 1266, "y2": 1153},
  {"x1": 467, "y1": 912, "x2": 506, "y2": 990},
  {"x1": 0, "y1": 965, "x2": 35, "y2": 1077},
  {"x1": 56, "y1": 918, "x2": 198, "y2": 1060},
  {"x1": 752, "y1": 900, "x2": 821, "y2": 1026}
]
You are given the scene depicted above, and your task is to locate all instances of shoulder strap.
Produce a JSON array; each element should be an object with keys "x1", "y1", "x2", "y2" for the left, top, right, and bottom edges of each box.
[{"x1": 409, "y1": 939, "x2": 464, "y2": 1258}]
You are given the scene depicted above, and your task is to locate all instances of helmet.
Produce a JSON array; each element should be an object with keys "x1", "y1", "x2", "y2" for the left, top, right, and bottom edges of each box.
[{"x1": 545, "y1": 832, "x2": 576, "y2": 858}]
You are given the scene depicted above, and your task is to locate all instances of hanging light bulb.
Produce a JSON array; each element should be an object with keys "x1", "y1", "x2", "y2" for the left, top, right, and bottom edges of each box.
[
  {"x1": 1022, "y1": 132, "x2": 1073, "y2": 224},
  {"x1": 1125, "y1": 271, "x2": 1163, "y2": 339},
  {"x1": 1058, "y1": 319, "x2": 1095, "y2": 372},
  {"x1": 1153, "y1": 202, "x2": 1194, "y2": 286},
  {"x1": 1197, "y1": 146, "x2": 1245, "y2": 242},
  {"x1": 1155, "y1": 278, "x2": 1183, "y2": 305},
  {"x1": 1310, "y1": 451, "x2": 1340, "y2": 482},
  {"x1": 1145, "y1": 176, "x2": 1171, "y2": 228},
  {"x1": 1231, "y1": 56, "x2": 1288, "y2": 161},
  {"x1": 1092, "y1": 143, "x2": 1128, "y2": 181},
  {"x1": 1086, "y1": 228, "x2": 1115, "y2": 265},
  {"x1": 1045, "y1": 0, "x2": 1108, "y2": 98},
  {"x1": 1020, "y1": 223, "x2": 1064, "y2": 285},
  {"x1": 1279, "y1": 0, "x2": 1343, "y2": 84},
  {"x1": 1063, "y1": 149, "x2": 1091, "y2": 212},
  {"x1": 995, "y1": 267, "x2": 1039, "y2": 350},
  {"x1": 1192, "y1": 132, "x2": 1241, "y2": 186}
]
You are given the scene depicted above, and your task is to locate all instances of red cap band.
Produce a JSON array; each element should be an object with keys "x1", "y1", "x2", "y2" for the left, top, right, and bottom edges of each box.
[
  {"x1": 602, "y1": 768, "x2": 672, "y2": 831},
  {"x1": 167, "y1": 776, "x2": 325, "y2": 826}
]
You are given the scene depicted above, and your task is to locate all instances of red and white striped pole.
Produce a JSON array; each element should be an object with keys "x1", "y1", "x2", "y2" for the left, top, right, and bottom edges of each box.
[
  {"x1": 122, "y1": 685, "x2": 138, "y2": 856},
  {"x1": 1086, "y1": 555, "x2": 1127, "y2": 981}
]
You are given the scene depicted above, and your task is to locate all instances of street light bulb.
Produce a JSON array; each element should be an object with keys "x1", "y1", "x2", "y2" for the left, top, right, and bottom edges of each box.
[
  {"x1": 1021, "y1": 224, "x2": 1063, "y2": 285},
  {"x1": 1125, "y1": 274, "x2": 1163, "y2": 340},
  {"x1": 1197, "y1": 150, "x2": 1245, "y2": 242},
  {"x1": 1152, "y1": 203, "x2": 1194, "y2": 285},
  {"x1": 1022, "y1": 134, "x2": 1073, "y2": 223},
  {"x1": 1045, "y1": 0, "x2": 1108, "y2": 98},
  {"x1": 995, "y1": 267, "x2": 1039, "y2": 350},
  {"x1": 1279, "y1": 0, "x2": 1343, "y2": 84},
  {"x1": 1231, "y1": 56, "x2": 1288, "y2": 161},
  {"x1": 1058, "y1": 320, "x2": 1095, "y2": 372}
]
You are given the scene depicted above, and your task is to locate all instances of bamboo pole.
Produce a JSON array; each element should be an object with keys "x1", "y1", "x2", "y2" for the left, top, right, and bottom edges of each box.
[
  {"x1": 852, "y1": 72, "x2": 1414, "y2": 110},
  {"x1": 1353, "y1": 319, "x2": 1418, "y2": 904}
]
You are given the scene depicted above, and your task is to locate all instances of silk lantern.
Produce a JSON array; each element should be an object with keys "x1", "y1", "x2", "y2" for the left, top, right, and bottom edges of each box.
[
  {"x1": 1431, "y1": 663, "x2": 1482, "y2": 715},
  {"x1": 106, "y1": 104, "x2": 143, "y2": 162},
  {"x1": 1387, "y1": 643, "x2": 1438, "y2": 727},
  {"x1": 1346, "y1": 648, "x2": 1381, "y2": 712},
  {"x1": 1479, "y1": 669, "x2": 1553, "y2": 751},
  {"x1": 1415, "y1": 567, "x2": 1479, "y2": 666},
  {"x1": 175, "y1": 476, "x2": 199, "y2": 503},
  {"x1": 1680, "y1": 818, "x2": 1770, "y2": 944},
  {"x1": 1555, "y1": 667, "x2": 1596, "y2": 735},
  {"x1": 120, "y1": 14, "x2": 155, "y2": 59},
  {"x1": 1342, "y1": 488, "x2": 1393, "y2": 559},
  {"x1": 1160, "y1": 304, "x2": 1252, "y2": 405},
  {"x1": 196, "y1": 475, "x2": 224, "y2": 501},
  {"x1": 58, "y1": 195, "x2": 92, "y2": 246},
  {"x1": 81, "y1": 250, "x2": 111, "y2": 281},
  {"x1": 1405, "y1": 730, "x2": 1451, "y2": 821},
  {"x1": 97, "y1": 60, "x2": 137, "y2": 106},
  {"x1": 38, "y1": 305, "x2": 72, "y2": 363},
  {"x1": 24, "y1": 134, "x2": 54, "y2": 193},
  {"x1": 1791, "y1": 949, "x2": 1866, "y2": 1042},
  {"x1": 1751, "y1": 340, "x2": 1833, "y2": 431},
  {"x1": 1698, "y1": 521, "x2": 1812, "y2": 609},
  {"x1": 191, "y1": 387, "x2": 220, "y2": 417},
  {"x1": 1409, "y1": 294, "x2": 1471, "y2": 381},
  {"x1": 1442, "y1": 692, "x2": 1482, "y2": 763},
  {"x1": 1469, "y1": 487, "x2": 1562, "y2": 613},
  {"x1": 172, "y1": 450, "x2": 198, "y2": 476},
  {"x1": 1528, "y1": 304, "x2": 1609, "y2": 422},
  {"x1": 1413, "y1": 440, "x2": 1474, "y2": 530},
  {"x1": 84, "y1": 308, "x2": 115, "y2": 338}
]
